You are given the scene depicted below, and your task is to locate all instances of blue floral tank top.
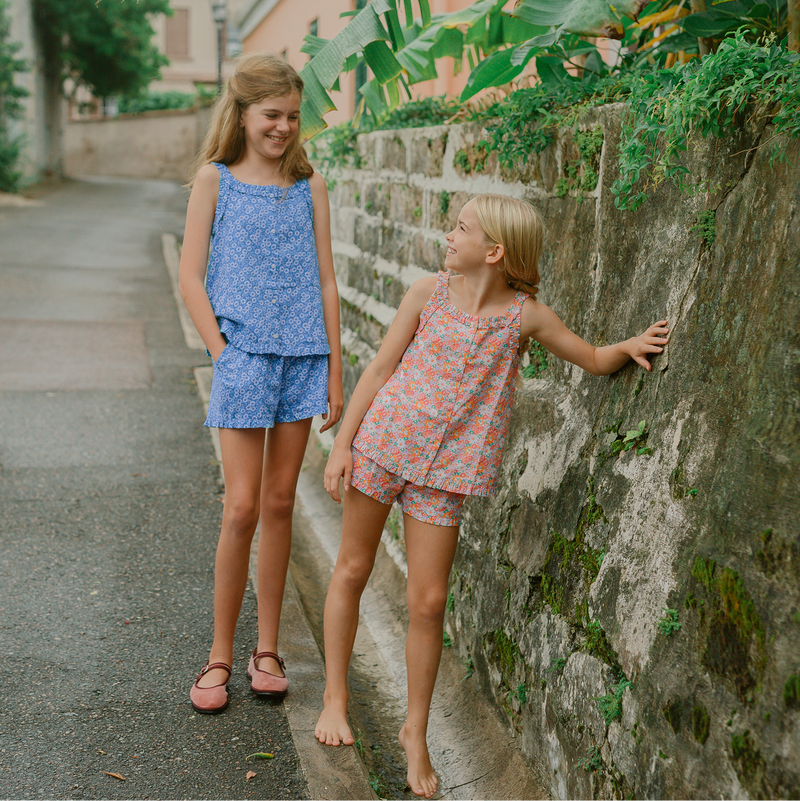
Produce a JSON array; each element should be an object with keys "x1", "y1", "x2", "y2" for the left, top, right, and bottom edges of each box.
[{"x1": 204, "y1": 163, "x2": 330, "y2": 356}]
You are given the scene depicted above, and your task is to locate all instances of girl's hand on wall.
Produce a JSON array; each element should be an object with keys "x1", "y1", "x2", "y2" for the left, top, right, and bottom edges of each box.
[
  {"x1": 324, "y1": 444, "x2": 352, "y2": 503},
  {"x1": 625, "y1": 320, "x2": 670, "y2": 371}
]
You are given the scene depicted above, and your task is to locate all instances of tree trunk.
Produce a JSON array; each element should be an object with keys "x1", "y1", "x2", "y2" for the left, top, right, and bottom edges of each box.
[
  {"x1": 32, "y1": 1, "x2": 65, "y2": 179},
  {"x1": 690, "y1": 0, "x2": 713, "y2": 56},
  {"x1": 789, "y1": 0, "x2": 800, "y2": 53}
]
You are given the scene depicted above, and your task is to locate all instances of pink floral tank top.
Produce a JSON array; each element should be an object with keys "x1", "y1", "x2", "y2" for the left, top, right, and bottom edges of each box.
[{"x1": 352, "y1": 271, "x2": 528, "y2": 496}]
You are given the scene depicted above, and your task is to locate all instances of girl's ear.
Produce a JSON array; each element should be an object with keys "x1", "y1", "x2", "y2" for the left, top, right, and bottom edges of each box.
[{"x1": 486, "y1": 242, "x2": 504, "y2": 265}]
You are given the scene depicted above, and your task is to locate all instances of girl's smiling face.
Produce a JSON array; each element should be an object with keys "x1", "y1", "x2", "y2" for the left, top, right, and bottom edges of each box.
[
  {"x1": 240, "y1": 93, "x2": 300, "y2": 160},
  {"x1": 445, "y1": 201, "x2": 497, "y2": 274}
]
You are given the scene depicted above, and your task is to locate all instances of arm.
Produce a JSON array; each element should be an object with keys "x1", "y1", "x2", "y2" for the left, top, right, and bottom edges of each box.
[
  {"x1": 521, "y1": 300, "x2": 669, "y2": 376},
  {"x1": 324, "y1": 275, "x2": 438, "y2": 502},
  {"x1": 309, "y1": 172, "x2": 343, "y2": 433},
  {"x1": 178, "y1": 164, "x2": 226, "y2": 361}
]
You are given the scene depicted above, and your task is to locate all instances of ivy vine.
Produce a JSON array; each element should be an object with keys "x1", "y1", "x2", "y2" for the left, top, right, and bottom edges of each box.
[{"x1": 313, "y1": 32, "x2": 800, "y2": 212}]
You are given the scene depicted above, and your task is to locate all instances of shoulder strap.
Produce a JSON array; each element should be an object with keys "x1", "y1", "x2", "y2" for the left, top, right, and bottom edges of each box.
[
  {"x1": 301, "y1": 177, "x2": 314, "y2": 217},
  {"x1": 417, "y1": 271, "x2": 448, "y2": 328},
  {"x1": 211, "y1": 163, "x2": 230, "y2": 234},
  {"x1": 506, "y1": 290, "x2": 529, "y2": 336}
]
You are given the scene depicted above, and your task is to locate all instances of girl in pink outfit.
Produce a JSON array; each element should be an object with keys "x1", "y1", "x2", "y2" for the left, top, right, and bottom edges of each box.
[{"x1": 315, "y1": 194, "x2": 669, "y2": 798}]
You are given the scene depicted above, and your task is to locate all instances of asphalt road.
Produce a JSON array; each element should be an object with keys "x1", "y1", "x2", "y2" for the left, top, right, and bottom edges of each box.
[{"x1": 0, "y1": 178, "x2": 309, "y2": 800}]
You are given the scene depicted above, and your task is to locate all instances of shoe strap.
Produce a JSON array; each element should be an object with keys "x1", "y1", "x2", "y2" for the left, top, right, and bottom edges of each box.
[
  {"x1": 198, "y1": 661, "x2": 232, "y2": 679},
  {"x1": 253, "y1": 650, "x2": 286, "y2": 671}
]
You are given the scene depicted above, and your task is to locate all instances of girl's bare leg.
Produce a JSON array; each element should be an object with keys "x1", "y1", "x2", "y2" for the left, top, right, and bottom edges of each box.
[
  {"x1": 315, "y1": 487, "x2": 391, "y2": 745},
  {"x1": 254, "y1": 417, "x2": 313, "y2": 676},
  {"x1": 399, "y1": 514, "x2": 459, "y2": 799},
  {"x1": 197, "y1": 427, "x2": 266, "y2": 688}
]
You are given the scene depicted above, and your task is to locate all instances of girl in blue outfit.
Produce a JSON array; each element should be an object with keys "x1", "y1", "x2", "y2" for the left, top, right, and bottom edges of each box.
[{"x1": 179, "y1": 53, "x2": 343, "y2": 714}]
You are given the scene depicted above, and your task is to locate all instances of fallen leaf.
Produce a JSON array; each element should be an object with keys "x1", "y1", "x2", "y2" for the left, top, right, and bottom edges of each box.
[
  {"x1": 245, "y1": 771, "x2": 256, "y2": 781},
  {"x1": 246, "y1": 752, "x2": 274, "y2": 760},
  {"x1": 103, "y1": 772, "x2": 125, "y2": 781}
]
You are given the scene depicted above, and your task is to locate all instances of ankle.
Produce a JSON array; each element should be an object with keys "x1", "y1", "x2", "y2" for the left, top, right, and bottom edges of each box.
[
  {"x1": 322, "y1": 689, "x2": 349, "y2": 712},
  {"x1": 400, "y1": 721, "x2": 428, "y2": 743}
]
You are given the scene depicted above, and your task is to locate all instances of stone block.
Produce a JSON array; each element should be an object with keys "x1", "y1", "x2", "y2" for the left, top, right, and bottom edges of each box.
[
  {"x1": 388, "y1": 183, "x2": 425, "y2": 228},
  {"x1": 362, "y1": 180, "x2": 391, "y2": 218},
  {"x1": 357, "y1": 134, "x2": 378, "y2": 172},
  {"x1": 381, "y1": 133, "x2": 407, "y2": 172},
  {"x1": 353, "y1": 213, "x2": 381, "y2": 256},
  {"x1": 429, "y1": 189, "x2": 471, "y2": 232},
  {"x1": 409, "y1": 128, "x2": 448, "y2": 177},
  {"x1": 378, "y1": 221, "x2": 411, "y2": 266},
  {"x1": 340, "y1": 297, "x2": 387, "y2": 352},
  {"x1": 410, "y1": 231, "x2": 445, "y2": 272}
]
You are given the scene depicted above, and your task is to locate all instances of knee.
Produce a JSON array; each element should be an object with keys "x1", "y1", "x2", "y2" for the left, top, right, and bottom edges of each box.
[
  {"x1": 223, "y1": 495, "x2": 260, "y2": 537},
  {"x1": 408, "y1": 588, "x2": 448, "y2": 625},
  {"x1": 261, "y1": 489, "x2": 295, "y2": 522},
  {"x1": 334, "y1": 556, "x2": 374, "y2": 596}
]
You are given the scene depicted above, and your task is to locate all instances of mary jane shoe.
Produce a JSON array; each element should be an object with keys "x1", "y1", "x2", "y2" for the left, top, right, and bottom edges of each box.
[
  {"x1": 247, "y1": 649, "x2": 288, "y2": 698},
  {"x1": 190, "y1": 661, "x2": 232, "y2": 714}
]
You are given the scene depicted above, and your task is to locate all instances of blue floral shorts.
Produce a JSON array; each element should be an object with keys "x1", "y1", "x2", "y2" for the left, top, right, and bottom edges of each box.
[{"x1": 205, "y1": 344, "x2": 328, "y2": 429}]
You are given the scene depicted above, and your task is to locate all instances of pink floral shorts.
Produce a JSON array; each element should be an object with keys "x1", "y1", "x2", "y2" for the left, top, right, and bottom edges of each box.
[{"x1": 350, "y1": 448, "x2": 466, "y2": 527}]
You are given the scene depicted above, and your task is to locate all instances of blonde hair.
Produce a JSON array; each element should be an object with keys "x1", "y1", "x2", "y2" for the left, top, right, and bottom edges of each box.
[
  {"x1": 190, "y1": 52, "x2": 313, "y2": 184},
  {"x1": 471, "y1": 194, "x2": 544, "y2": 300}
]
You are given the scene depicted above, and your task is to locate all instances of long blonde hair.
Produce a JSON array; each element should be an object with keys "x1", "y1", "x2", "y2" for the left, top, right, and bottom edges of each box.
[
  {"x1": 471, "y1": 194, "x2": 544, "y2": 300},
  {"x1": 190, "y1": 52, "x2": 313, "y2": 184}
]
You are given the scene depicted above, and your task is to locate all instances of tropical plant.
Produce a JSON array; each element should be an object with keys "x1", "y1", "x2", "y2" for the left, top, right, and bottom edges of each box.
[{"x1": 299, "y1": 0, "x2": 798, "y2": 139}]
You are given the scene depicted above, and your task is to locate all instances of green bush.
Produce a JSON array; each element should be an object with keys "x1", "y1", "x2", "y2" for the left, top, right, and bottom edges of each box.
[{"x1": 118, "y1": 87, "x2": 215, "y2": 115}]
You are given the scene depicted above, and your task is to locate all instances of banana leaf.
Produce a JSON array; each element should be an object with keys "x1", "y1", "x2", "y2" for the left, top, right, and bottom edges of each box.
[
  {"x1": 460, "y1": 42, "x2": 539, "y2": 99},
  {"x1": 513, "y1": 0, "x2": 648, "y2": 37}
]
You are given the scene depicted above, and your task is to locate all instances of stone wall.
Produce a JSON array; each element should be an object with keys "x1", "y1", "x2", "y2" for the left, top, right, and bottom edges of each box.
[
  {"x1": 65, "y1": 107, "x2": 212, "y2": 182},
  {"x1": 322, "y1": 107, "x2": 800, "y2": 799}
]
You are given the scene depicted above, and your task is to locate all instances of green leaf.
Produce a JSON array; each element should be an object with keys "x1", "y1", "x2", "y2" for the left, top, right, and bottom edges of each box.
[
  {"x1": 461, "y1": 45, "x2": 534, "y2": 100},
  {"x1": 513, "y1": 0, "x2": 645, "y2": 38},
  {"x1": 535, "y1": 54, "x2": 572, "y2": 87},
  {"x1": 680, "y1": 12, "x2": 741, "y2": 36},
  {"x1": 431, "y1": 26, "x2": 466, "y2": 60},
  {"x1": 441, "y1": 0, "x2": 502, "y2": 28},
  {"x1": 403, "y1": 0, "x2": 414, "y2": 27},
  {"x1": 300, "y1": 34, "x2": 330, "y2": 59},
  {"x1": 305, "y1": 4, "x2": 390, "y2": 89},
  {"x1": 360, "y1": 78, "x2": 389, "y2": 117},
  {"x1": 419, "y1": 0, "x2": 432, "y2": 27},
  {"x1": 298, "y1": 65, "x2": 336, "y2": 140},
  {"x1": 363, "y1": 40, "x2": 404, "y2": 84}
]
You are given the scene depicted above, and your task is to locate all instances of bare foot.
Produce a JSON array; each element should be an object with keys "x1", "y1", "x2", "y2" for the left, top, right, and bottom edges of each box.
[
  {"x1": 398, "y1": 724, "x2": 438, "y2": 799},
  {"x1": 315, "y1": 702, "x2": 355, "y2": 746}
]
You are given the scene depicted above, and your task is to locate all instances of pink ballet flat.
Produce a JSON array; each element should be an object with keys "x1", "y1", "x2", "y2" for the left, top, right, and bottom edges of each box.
[
  {"x1": 190, "y1": 661, "x2": 232, "y2": 714},
  {"x1": 247, "y1": 649, "x2": 288, "y2": 698}
]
